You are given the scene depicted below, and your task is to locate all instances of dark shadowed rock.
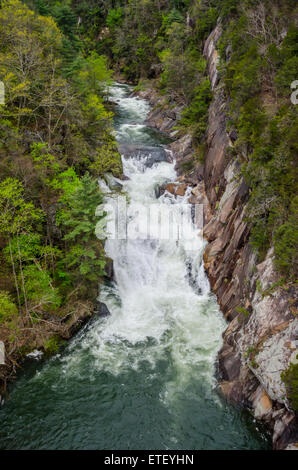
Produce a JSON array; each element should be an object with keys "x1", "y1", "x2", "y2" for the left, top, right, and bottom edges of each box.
[
  {"x1": 104, "y1": 257, "x2": 114, "y2": 281},
  {"x1": 95, "y1": 302, "x2": 111, "y2": 317},
  {"x1": 274, "y1": 413, "x2": 298, "y2": 450},
  {"x1": 218, "y1": 345, "x2": 241, "y2": 381},
  {"x1": 119, "y1": 144, "x2": 171, "y2": 168}
]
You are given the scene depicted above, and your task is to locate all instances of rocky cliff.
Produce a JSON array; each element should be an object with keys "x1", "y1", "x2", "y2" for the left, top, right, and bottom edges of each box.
[
  {"x1": 202, "y1": 25, "x2": 298, "y2": 450},
  {"x1": 140, "y1": 25, "x2": 298, "y2": 450}
]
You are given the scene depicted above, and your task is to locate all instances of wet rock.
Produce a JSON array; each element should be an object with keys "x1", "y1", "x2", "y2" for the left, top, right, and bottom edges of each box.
[
  {"x1": 119, "y1": 144, "x2": 171, "y2": 167},
  {"x1": 158, "y1": 182, "x2": 188, "y2": 198},
  {"x1": 188, "y1": 183, "x2": 212, "y2": 225},
  {"x1": 63, "y1": 305, "x2": 95, "y2": 339},
  {"x1": 104, "y1": 257, "x2": 114, "y2": 281},
  {"x1": 95, "y1": 302, "x2": 111, "y2": 318},
  {"x1": 218, "y1": 345, "x2": 241, "y2": 381},
  {"x1": 169, "y1": 134, "x2": 193, "y2": 174},
  {"x1": 105, "y1": 173, "x2": 123, "y2": 191}
]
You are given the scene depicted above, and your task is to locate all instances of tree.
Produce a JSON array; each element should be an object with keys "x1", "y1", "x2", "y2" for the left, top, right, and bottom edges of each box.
[
  {"x1": 0, "y1": 0, "x2": 63, "y2": 129},
  {"x1": 0, "y1": 291, "x2": 18, "y2": 324},
  {"x1": 58, "y1": 174, "x2": 107, "y2": 291},
  {"x1": 78, "y1": 52, "x2": 112, "y2": 95},
  {"x1": 0, "y1": 178, "x2": 43, "y2": 324}
]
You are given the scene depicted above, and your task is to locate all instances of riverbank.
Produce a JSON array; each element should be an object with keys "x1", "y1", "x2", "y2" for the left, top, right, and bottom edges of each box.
[
  {"x1": 0, "y1": 296, "x2": 113, "y2": 401},
  {"x1": 133, "y1": 27, "x2": 298, "y2": 450}
]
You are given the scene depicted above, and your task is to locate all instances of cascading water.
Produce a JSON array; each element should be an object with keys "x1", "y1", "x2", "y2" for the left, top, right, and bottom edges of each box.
[{"x1": 0, "y1": 83, "x2": 269, "y2": 450}]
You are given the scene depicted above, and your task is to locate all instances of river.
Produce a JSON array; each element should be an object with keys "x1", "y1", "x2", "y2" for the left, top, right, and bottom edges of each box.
[{"x1": 0, "y1": 83, "x2": 269, "y2": 450}]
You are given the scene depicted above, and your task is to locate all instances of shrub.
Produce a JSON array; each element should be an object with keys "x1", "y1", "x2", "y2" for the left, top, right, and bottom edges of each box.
[
  {"x1": 90, "y1": 141, "x2": 122, "y2": 178},
  {"x1": 0, "y1": 291, "x2": 18, "y2": 323},
  {"x1": 44, "y1": 335, "x2": 65, "y2": 355},
  {"x1": 281, "y1": 360, "x2": 298, "y2": 412},
  {"x1": 179, "y1": 79, "x2": 212, "y2": 140},
  {"x1": 274, "y1": 198, "x2": 298, "y2": 278}
]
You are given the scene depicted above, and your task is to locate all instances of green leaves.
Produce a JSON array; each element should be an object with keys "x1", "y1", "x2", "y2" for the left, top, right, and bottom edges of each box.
[
  {"x1": 0, "y1": 178, "x2": 43, "y2": 236},
  {"x1": 60, "y1": 173, "x2": 104, "y2": 242},
  {"x1": 217, "y1": 2, "x2": 298, "y2": 277},
  {"x1": 106, "y1": 8, "x2": 123, "y2": 30},
  {"x1": 0, "y1": 291, "x2": 18, "y2": 323},
  {"x1": 58, "y1": 173, "x2": 107, "y2": 286},
  {"x1": 22, "y1": 265, "x2": 62, "y2": 309},
  {"x1": 273, "y1": 197, "x2": 298, "y2": 278},
  {"x1": 90, "y1": 140, "x2": 122, "y2": 178},
  {"x1": 78, "y1": 53, "x2": 112, "y2": 95},
  {"x1": 51, "y1": 168, "x2": 81, "y2": 205},
  {"x1": 179, "y1": 79, "x2": 212, "y2": 140}
]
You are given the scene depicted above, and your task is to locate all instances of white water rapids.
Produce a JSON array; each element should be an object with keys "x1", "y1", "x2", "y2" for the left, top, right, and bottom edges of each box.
[{"x1": 82, "y1": 83, "x2": 226, "y2": 394}]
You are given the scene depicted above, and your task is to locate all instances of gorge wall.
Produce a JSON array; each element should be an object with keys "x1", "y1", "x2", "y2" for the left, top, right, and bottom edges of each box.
[{"x1": 140, "y1": 25, "x2": 298, "y2": 450}]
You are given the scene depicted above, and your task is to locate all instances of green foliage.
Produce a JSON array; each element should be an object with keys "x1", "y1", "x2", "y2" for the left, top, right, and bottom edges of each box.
[
  {"x1": 60, "y1": 173, "x2": 103, "y2": 242},
  {"x1": 61, "y1": 244, "x2": 106, "y2": 283},
  {"x1": 0, "y1": 291, "x2": 18, "y2": 323},
  {"x1": 0, "y1": 178, "x2": 43, "y2": 236},
  {"x1": 106, "y1": 8, "x2": 123, "y2": 29},
  {"x1": 235, "y1": 306, "x2": 250, "y2": 316},
  {"x1": 217, "y1": 1, "x2": 298, "y2": 276},
  {"x1": 179, "y1": 79, "x2": 212, "y2": 140},
  {"x1": 50, "y1": 167, "x2": 81, "y2": 204},
  {"x1": 273, "y1": 198, "x2": 298, "y2": 278},
  {"x1": 44, "y1": 335, "x2": 65, "y2": 355},
  {"x1": 4, "y1": 234, "x2": 44, "y2": 264},
  {"x1": 162, "y1": 9, "x2": 184, "y2": 30},
  {"x1": 30, "y1": 143, "x2": 61, "y2": 189},
  {"x1": 0, "y1": 0, "x2": 117, "y2": 343},
  {"x1": 22, "y1": 265, "x2": 62, "y2": 309},
  {"x1": 90, "y1": 140, "x2": 122, "y2": 178},
  {"x1": 281, "y1": 360, "x2": 298, "y2": 412},
  {"x1": 58, "y1": 173, "x2": 106, "y2": 286},
  {"x1": 226, "y1": 43, "x2": 262, "y2": 116},
  {"x1": 78, "y1": 53, "x2": 112, "y2": 95},
  {"x1": 194, "y1": 7, "x2": 218, "y2": 41},
  {"x1": 275, "y1": 57, "x2": 298, "y2": 96},
  {"x1": 0, "y1": 0, "x2": 114, "y2": 174},
  {"x1": 275, "y1": 25, "x2": 298, "y2": 95},
  {"x1": 159, "y1": 49, "x2": 204, "y2": 102}
]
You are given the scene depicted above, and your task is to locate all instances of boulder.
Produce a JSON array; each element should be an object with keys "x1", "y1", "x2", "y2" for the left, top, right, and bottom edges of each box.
[
  {"x1": 104, "y1": 257, "x2": 114, "y2": 281},
  {"x1": 252, "y1": 387, "x2": 273, "y2": 420},
  {"x1": 218, "y1": 345, "x2": 241, "y2": 381},
  {"x1": 105, "y1": 173, "x2": 123, "y2": 191},
  {"x1": 95, "y1": 302, "x2": 111, "y2": 318},
  {"x1": 119, "y1": 144, "x2": 171, "y2": 168},
  {"x1": 158, "y1": 182, "x2": 188, "y2": 198}
]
